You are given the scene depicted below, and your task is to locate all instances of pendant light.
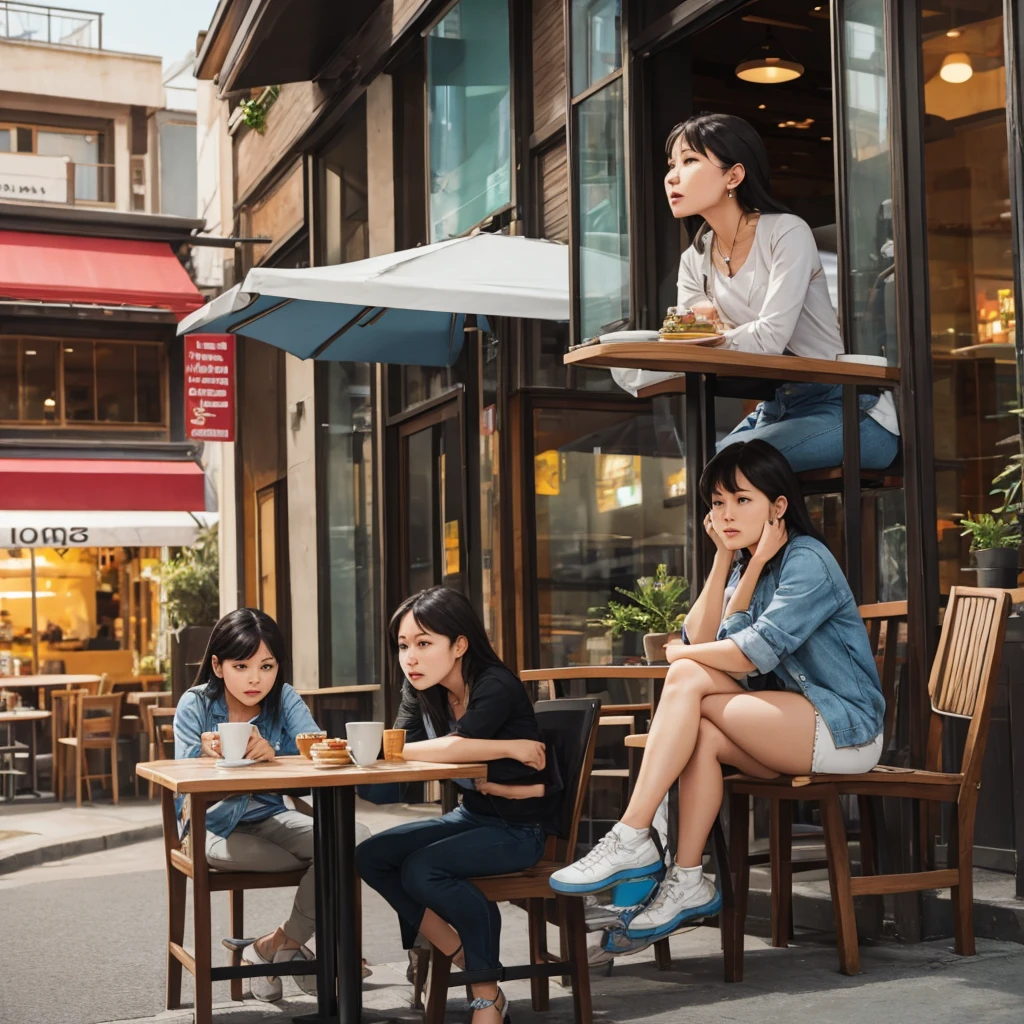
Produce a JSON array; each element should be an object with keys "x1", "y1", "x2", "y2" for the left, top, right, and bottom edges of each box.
[
  {"x1": 735, "y1": 28, "x2": 804, "y2": 85},
  {"x1": 940, "y1": 51, "x2": 973, "y2": 84}
]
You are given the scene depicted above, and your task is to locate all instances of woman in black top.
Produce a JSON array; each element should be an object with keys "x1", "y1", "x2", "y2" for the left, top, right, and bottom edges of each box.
[{"x1": 356, "y1": 587, "x2": 557, "y2": 1024}]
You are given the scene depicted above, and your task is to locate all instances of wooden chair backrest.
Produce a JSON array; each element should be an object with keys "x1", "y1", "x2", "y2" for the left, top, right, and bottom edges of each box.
[
  {"x1": 858, "y1": 600, "x2": 908, "y2": 749},
  {"x1": 927, "y1": 586, "x2": 1010, "y2": 785},
  {"x1": 75, "y1": 692, "x2": 123, "y2": 741},
  {"x1": 50, "y1": 688, "x2": 85, "y2": 742},
  {"x1": 150, "y1": 707, "x2": 176, "y2": 758}
]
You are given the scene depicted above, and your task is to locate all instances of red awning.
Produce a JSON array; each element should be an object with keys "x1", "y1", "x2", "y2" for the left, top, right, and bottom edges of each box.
[
  {"x1": 0, "y1": 459, "x2": 206, "y2": 512},
  {"x1": 0, "y1": 230, "x2": 204, "y2": 320}
]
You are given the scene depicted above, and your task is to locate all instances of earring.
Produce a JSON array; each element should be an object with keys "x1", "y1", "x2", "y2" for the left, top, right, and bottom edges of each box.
[{"x1": 728, "y1": 189, "x2": 734, "y2": 199}]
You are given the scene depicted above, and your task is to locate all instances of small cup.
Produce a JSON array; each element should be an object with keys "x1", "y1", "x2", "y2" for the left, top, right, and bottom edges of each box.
[
  {"x1": 383, "y1": 728, "x2": 407, "y2": 761},
  {"x1": 346, "y1": 721, "x2": 385, "y2": 766},
  {"x1": 296, "y1": 731, "x2": 327, "y2": 759},
  {"x1": 218, "y1": 722, "x2": 254, "y2": 761}
]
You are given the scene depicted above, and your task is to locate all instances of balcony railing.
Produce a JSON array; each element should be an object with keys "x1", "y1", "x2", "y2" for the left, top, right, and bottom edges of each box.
[
  {"x1": 0, "y1": 152, "x2": 114, "y2": 205},
  {"x1": 0, "y1": 2, "x2": 102, "y2": 49}
]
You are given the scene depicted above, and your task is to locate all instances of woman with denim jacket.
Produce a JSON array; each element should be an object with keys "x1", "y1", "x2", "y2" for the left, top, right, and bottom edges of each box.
[
  {"x1": 357, "y1": 587, "x2": 560, "y2": 1024},
  {"x1": 174, "y1": 608, "x2": 370, "y2": 1001},
  {"x1": 551, "y1": 440, "x2": 885, "y2": 947}
]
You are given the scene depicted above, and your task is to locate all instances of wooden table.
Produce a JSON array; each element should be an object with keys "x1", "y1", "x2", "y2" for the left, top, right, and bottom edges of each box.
[
  {"x1": 0, "y1": 709, "x2": 50, "y2": 798},
  {"x1": 0, "y1": 674, "x2": 102, "y2": 709},
  {"x1": 125, "y1": 690, "x2": 173, "y2": 706},
  {"x1": 137, "y1": 755, "x2": 486, "y2": 1024},
  {"x1": 565, "y1": 342, "x2": 902, "y2": 601},
  {"x1": 521, "y1": 665, "x2": 668, "y2": 714}
]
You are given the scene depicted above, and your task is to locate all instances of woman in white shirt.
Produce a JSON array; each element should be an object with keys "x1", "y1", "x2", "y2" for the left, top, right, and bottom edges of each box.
[{"x1": 666, "y1": 112, "x2": 898, "y2": 473}]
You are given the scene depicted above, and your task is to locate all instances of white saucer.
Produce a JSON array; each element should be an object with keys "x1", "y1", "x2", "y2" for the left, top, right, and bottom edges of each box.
[{"x1": 215, "y1": 758, "x2": 256, "y2": 769}]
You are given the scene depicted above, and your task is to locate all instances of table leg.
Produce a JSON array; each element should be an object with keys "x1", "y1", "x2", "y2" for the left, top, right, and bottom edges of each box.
[
  {"x1": 842, "y1": 383, "x2": 863, "y2": 602},
  {"x1": 29, "y1": 718, "x2": 40, "y2": 796},
  {"x1": 685, "y1": 372, "x2": 706, "y2": 587},
  {"x1": 335, "y1": 786, "x2": 361, "y2": 1024}
]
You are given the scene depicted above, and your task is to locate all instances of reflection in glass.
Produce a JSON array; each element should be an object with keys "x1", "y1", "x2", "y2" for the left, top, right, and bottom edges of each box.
[
  {"x1": 427, "y1": 0, "x2": 511, "y2": 240},
  {"x1": 324, "y1": 362, "x2": 379, "y2": 686},
  {"x1": 479, "y1": 333, "x2": 503, "y2": 650},
  {"x1": 571, "y1": 0, "x2": 621, "y2": 95},
  {"x1": 63, "y1": 342, "x2": 95, "y2": 421},
  {"x1": 22, "y1": 340, "x2": 59, "y2": 422},
  {"x1": 840, "y1": 1, "x2": 897, "y2": 362},
  {"x1": 405, "y1": 427, "x2": 436, "y2": 594},
  {"x1": 136, "y1": 345, "x2": 163, "y2": 423},
  {"x1": 578, "y1": 79, "x2": 629, "y2": 341},
  {"x1": 323, "y1": 101, "x2": 368, "y2": 266},
  {"x1": 95, "y1": 343, "x2": 135, "y2": 422},
  {"x1": 0, "y1": 340, "x2": 16, "y2": 419},
  {"x1": 532, "y1": 400, "x2": 686, "y2": 667},
  {"x1": 920, "y1": 1, "x2": 1018, "y2": 593}
]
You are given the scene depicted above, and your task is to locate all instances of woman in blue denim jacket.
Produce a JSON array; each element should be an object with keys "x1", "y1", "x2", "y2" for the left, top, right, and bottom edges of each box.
[
  {"x1": 174, "y1": 608, "x2": 331, "y2": 1002},
  {"x1": 551, "y1": 440, "x2": 885, "y2": 946}
]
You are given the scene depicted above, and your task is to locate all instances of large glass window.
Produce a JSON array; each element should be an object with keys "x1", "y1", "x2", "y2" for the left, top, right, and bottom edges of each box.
[
  {"x1": 839, "y1": 1, "x2": 897, "y2": 363},
  {"x1": 571, "y1": 0, "x2": 621, "y2": 94},
  {"x1": 427, "y1": 0, "x2": 512, "y2": 240},
  {"x1": 531, "y1": 399, "x2": 687, "y2": 666},
  {"x1": 577, "y1": 78, "x2": 629, "y2": 340},
  {"x1": 920, "y1": 1, "x2": 1018, "y2": 593},
  {"x1": 323, "y1": 362, "x2": 380, "y2": 686},
  {"x1": 322, "y1": 101, "x2": 369, "y2": 266}
]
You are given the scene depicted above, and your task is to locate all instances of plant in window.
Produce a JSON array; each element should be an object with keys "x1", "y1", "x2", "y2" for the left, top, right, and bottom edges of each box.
[
  {"x1": 589, "y1": 564, "x2": 689, "y2": 663},
  {"x1": 238, "y1": 85, "x2": 280, "y2": 135},
  {"x1": 159, "y1": 526, "x2": 220, "y2": 629}
]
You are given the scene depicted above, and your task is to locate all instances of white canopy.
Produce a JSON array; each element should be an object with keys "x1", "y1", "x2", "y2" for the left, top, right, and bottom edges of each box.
[{"x1": 0, "y1": 511, "x2": 219, "y2": 549}]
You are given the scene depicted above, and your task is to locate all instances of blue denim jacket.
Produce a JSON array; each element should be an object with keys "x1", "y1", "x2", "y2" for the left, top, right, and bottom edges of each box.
[
  {"x1": 173, "y1": 683, "x2": 320, "y2": 838},
  {"x1": 710, "y1": 535, "x2": 884, "y2": 747}
]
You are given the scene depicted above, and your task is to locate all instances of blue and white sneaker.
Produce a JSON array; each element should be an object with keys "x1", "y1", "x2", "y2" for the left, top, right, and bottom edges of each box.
[
  {"x1": 549, "y1": 823, "x2": 663, "y2": 895},
  {"x1": 601, "y1": 926, "x2": 656, "y2": 957},
  {"x1": 621, "y1": 868, "x2": 722, "y2": 940}
]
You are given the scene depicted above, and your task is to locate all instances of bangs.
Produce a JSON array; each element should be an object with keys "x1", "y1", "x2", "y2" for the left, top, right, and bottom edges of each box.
[
  {"x1": 215, "y1": 629, "x2": 266, "y2": 663},
  {"x1": 699, "y1": 454, "x2": 744, "y2": 507},
  {"x1": 665, "y1": 117, "x2": 714, "y2": 161}
]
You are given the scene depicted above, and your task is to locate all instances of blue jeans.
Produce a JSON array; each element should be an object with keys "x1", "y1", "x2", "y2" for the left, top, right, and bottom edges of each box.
[
  {"x1": 717, "y1": 382, "x2": 899, "y2": 474},
  {"x1": 355, "y1": 805, "x2": 546, "y2": 971}
]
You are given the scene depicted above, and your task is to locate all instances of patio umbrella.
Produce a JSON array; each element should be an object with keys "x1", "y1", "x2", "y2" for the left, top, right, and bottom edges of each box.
[{"x1": 178, "y1": 233, "x2": 569, "y2": 367}]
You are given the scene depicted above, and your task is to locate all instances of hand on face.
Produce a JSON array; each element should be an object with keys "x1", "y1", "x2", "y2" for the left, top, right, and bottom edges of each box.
[
  {"x1": 753, "y1": 516, "x2": 788, "y2": 565},
  {"x1": 704, "y1": 512, "x2": 730, "y2": 553}
]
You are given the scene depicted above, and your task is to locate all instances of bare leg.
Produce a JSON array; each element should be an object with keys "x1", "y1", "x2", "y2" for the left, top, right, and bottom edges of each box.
[
  {"x1": 418, "y1": 908, "x2": 466, "y2": 967},
  {"x1": 254, "y1": 926, "x2": 299, "y2": 959},
  {"x1": 621, "y1": 660, "x2": 746, "y2": 830}
]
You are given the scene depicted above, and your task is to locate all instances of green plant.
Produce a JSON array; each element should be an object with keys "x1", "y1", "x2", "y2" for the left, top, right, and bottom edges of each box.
[
  {"x1": 589, "y1": 564, "x2": 689, "y2": 637},
  {"x1": 160, "y1": 525, "x2": 220, "y2": 629},
  {"x1": 238, "y1": 85, "x2": 280, "y2": 135},
  {"x1": 958, "y1": 512, "x2": 1020, "y2": 552}
]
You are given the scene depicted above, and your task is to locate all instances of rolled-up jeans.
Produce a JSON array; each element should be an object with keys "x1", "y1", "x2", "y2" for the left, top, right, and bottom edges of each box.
[
  {"x1": 718, "y1": 382, "x2": 899, "y2": 473},
  {"x1": 356, "y1": 805, "x2": 546, "y2": 971}
]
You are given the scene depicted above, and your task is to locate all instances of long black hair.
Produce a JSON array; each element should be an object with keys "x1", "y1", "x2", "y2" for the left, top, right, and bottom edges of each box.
[
  {"x1": 389, "y1": 586, "x2": 505, "y2": 738},
  {"x1": 699, "y1": 440, "x2": 826, "y2": 555},
  {"x1": 193, "y1": 608, "x2": 290, "y2": 722},
  {"x1": 665, "y1": 112, "x2": 789, "y2": 253}
]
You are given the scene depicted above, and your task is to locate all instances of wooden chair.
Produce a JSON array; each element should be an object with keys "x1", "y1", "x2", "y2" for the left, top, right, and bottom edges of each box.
[
  {"x1": 742, "y1": 600, "x2": 908, "y2": 948},
  {"x1": 58, "y1": 692, "x2": 124, "y2": 807},
  {"x1": 135, "y1": 694, "x2": 174, "y2": 796},
  {"x1": 159, "y1": 785, "x2": 317, "y2": 1023},
  {"x1": 726, "y1": 586, "x2": 1010, "y2": 976},
  {"x1": 50, "y1": 687, "x2": 86, "y2": 802},
  {"x1": 425, "y1": 698, "x2": 601, "y2": 1024}
]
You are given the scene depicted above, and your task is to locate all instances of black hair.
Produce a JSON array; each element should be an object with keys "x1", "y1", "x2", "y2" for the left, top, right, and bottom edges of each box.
[
  {"x1": 193, "y1": 608, "x2": 290, "y2": 723},
  {"x1": 699, "y1": 440, "x2": 827, "y2": 554},
  {"x1": 665, "y1": 111, "x2": 789, "y2": 253},
  {"x1": 389, "y1": 586, "x2": 505, "y2": 738}
]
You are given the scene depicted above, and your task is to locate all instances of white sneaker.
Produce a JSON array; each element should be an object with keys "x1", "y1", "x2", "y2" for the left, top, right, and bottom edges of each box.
[
  {"x1": 274, "y1": 944, "x2": 316, "y2": 996},
  {"x1": 623, "y1": 867, "x2": 722, "y2": 939},
  {"x1": 240, "y1": 940, "x2": 282, "y2": 1002},
  {"x1": 549, "y1": 823, "x2": 662, "y2": 894}
]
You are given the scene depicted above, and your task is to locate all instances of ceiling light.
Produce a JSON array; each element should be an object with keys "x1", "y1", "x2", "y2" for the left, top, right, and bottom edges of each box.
[
  {"x1": 821, "y1": 136, "x2": 832, "y2": 142},
  {"x1": 946, "y1": 29, "x2": 961, "y2": 39},
  {"x1": 736, "y1": 29, "x2": 805, "y2": 84},
  {"x1": 25, "y1": 349, "x2": 36, "y2": 356},
  {"x1": 43, "y1": 397, "x2": 56, "y2": 408},
  {"x1": 758, "y1": 103, "x2": 767, "y2": 110},
  {"x1": 65, "y1": 347, "x2": 74, "y2": 353},
  {"x1": 940, "y1": 52, "x2": 973, "y2": 84}
]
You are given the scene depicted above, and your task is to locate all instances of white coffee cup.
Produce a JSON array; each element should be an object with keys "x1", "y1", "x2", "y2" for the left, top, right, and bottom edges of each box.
[
  {"x1": 346, "y1": 722, "x2": 385, "y2": 766},
  {"x1": 218, "y1": 722, "x2": 254, "y2": 761}
]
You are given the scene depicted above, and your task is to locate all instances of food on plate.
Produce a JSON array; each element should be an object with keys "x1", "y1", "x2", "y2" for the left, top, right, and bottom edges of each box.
[
  {"x1": 311, "y1": 738, "x2": 352, "y2": 766},
  {"x1": 659, "y1": 306, "x2": 721, "y2": 338}
]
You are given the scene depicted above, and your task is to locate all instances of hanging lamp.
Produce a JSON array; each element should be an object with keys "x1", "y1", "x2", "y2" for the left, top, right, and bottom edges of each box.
[{"x1": 735, "y1": 28, "x2": 805, "y2": 84}]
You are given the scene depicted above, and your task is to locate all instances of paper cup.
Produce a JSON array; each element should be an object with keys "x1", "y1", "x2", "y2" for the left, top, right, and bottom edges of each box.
[{"x1": 383, "y1": 728, "x2": 407, "y2": 761}]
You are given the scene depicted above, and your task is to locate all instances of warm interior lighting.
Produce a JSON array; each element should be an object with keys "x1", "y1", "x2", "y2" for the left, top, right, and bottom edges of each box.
[
  {"x1": 946, "y1": 29, "x2": 961, "y2": 39},
  {"x1": 757, "y1": 103, "x2": 767, "y2": 110},
  {"x1": 25, "y1": 349, "x2": 36, "y2": 356},
  {"x1": 43, "y1": 397, "x2": 56, "y2": 408},
  {"x1": 940, "y1": 52, "x2": 974, "y2": 84},
  {"x1": 736, "y1": 30, "x2": 804, "y2": 84},
  {"x1": 0, "y1": 591, "x2": 56, "y2": 599}
]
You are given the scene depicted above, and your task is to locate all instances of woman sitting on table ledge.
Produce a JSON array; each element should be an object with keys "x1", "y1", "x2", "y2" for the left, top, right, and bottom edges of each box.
[
  {"x1": 174, "y1": 608, "x2": 370, "y2": 1003},
  {"x1": 550, "y1": 440, "x2": 885, "y2": 947},
  {"x1": 640, "y1": 111, "x2": 899, "y2": 474},
  {"x1": 357, "y1": 586, "x2": 561, "y2": 1024}
]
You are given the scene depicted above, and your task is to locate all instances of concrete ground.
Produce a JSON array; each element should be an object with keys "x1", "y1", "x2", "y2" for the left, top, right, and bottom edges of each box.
[{"x1": 1, "y1": 799, "x2": 1022, "y2": 1024}]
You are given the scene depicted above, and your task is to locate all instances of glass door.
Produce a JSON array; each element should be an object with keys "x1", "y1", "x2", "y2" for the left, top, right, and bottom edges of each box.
[{"x1": 397, "y1": 399, "x2": 467, "y2": 598}]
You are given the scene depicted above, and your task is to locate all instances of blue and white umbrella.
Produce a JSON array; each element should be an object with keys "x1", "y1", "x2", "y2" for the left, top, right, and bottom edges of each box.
[{"x1": 179, "y1": 233, "x2": 569, "y2": 366}]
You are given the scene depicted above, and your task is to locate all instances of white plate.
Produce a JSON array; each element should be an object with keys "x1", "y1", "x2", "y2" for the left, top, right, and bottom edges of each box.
[
  {"x1": 214, "y1": 758, "x2": 257, "y2": 769},
  {"x1": 312, "y1": 761, "x2": 353, "y2": 770},
  {"x1": 836, "y1": 354, "x2": 888, "y2": 366},
  {"x1": 599, "y1": 330, "x2": 661, "y2": 343}
]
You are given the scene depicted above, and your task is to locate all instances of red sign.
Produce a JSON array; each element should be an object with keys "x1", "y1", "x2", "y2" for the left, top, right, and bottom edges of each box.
[{"x1": 184, "y1": 334, "x2": 236, "y2": 442}]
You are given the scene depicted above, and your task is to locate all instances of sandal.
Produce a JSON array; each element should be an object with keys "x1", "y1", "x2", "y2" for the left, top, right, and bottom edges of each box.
[{"x1": 468, "y1": 986, "x2": 510, "y2": 1023}]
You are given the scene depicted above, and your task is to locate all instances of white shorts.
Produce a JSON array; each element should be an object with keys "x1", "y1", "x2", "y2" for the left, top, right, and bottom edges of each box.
[{"x1": 810, "y1": 712, "x2": 883, "y2": 774}]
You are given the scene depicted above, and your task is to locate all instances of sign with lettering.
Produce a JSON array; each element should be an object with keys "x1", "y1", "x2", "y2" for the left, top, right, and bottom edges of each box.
[
  {"x1": 184, "y1": 334, "x2": 236, "y2": 442},
  {"x1": 0, "y1": 511, "x2": 216, "y2": 548},
  {"x1": 0, "y1": 152, "x2": 69, "y2": 204}
]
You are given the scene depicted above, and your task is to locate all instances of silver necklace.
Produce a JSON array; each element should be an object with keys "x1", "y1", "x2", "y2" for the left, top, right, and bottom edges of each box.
[{"x1": 716, "y1": 214, "x2": 747, "y2": 278}]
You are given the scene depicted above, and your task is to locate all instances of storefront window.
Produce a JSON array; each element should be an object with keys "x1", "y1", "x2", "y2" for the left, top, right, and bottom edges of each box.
[
  {"x1": 322, "y1": 100, "x2": 369, "y2": 266},
  {"x1": 577, "y1": 77, "x2": 629, "y2": 340},
  {"x1": 427, "y1": 0, "x2": 512, "y2": 240},
  {"x1": 479, "y1": 332, "x2": 503, "y2": 650},
  {"x1": 571, "y1": 0, "x2": 621, "y2": 94},
  {"x1": 323, "y1": 362, "x2": 380, "y2": 685},
  {"x1": 920, "y1": 1, "x2": 1018, "y2": 593},
  {"x1": 531, "y1": 399, "x2": 686, "y2": 667},
  {"x1": 839, "y1": 1, "x2": 897, "y2": 362}
]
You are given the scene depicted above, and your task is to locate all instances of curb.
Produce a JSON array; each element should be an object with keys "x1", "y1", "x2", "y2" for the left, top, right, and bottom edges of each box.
[{"x1": 0, "y1": 822, "x2": 164, "y2": 876}]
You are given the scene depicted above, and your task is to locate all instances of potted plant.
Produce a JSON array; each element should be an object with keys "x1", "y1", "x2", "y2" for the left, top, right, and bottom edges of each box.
[
  {"x1": 589, "y1": 564, "x2": 689, "y2": 664},
  {"x1": 958, "y1": 512, "x2": 1020, "y2": 588},
  {"x1": 159, "y1": 525, "x2": 220, "y2": 701}
]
